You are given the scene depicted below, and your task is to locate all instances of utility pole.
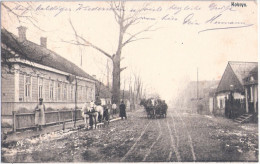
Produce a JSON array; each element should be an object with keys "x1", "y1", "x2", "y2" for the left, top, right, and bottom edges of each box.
[
  {"x1": 197, "y1": 67, "x2": 200, "y2": 114},
  {"x1": 197, "y1": 67, "x2": 199, "y2": 101},
  {"x1": 107, "y1": 59, "x2": 110, "y2": 89},
  {"x1": 74, "y1": 77, "x2": 77, "y2": 128}
]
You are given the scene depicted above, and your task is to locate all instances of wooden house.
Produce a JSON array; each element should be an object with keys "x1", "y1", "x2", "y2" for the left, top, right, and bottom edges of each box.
[
  {"x1": 1, "y1": 27, "x2": 96, "y2": 123},
  {"x1": 215, "y1": 61, "x2": 258, "y2": 116}
]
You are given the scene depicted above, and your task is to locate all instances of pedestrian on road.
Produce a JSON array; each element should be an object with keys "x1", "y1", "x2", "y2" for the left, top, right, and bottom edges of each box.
[
  {"x1": 34, "y1": 98, "x2": 46, "y2": 131},
  {"x1": 103, "y1": 105, "x2": 110, "y2": 126},
  {"x1": 112, "y1": 102, "x2": 117, "y2": 117},
  {"x1": 107, "y1": 101, "x2": 112, "y2": 116},
  {"x1": 119, "y1": 101, "x2": 127, "y2": 120},
  {"x1": 89, "y1": 100, "x2": 96, "y2": 129}
]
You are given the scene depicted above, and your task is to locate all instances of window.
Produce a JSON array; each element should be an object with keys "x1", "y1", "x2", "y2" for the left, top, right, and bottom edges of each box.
[
  {"x1": 63, "y1": 84, "x2": 67, "y2": 100},
  {"x1": 78, "y1": 86, "x2": 82, "y2": 100},
  {"x1": 220, "y1": 99, "x2": 223, "y2": 109},
  {"x1": 49, "y1": 80, "x2": 54, "y2": 100},
  {"x1": 250, "y1": 76, "x2": 254, "y2": 81},
  {"x1": 88, "y1": 88, "x2": 92, "y2": 100},
  {"x1": 91, "y1": 88, "x2": 94, "y2": 100},
  {"x1": 85, "y1": 86, "x2": 88, "y2": 100},
  {"x1": 57, "y1": 83, "x2": 61, "y2": 100},
  {"x1": 25, "y1": 76, "x2": 31, "y2": 98},
  {"x1": 81, "y1": 86, "x2": 84, "y2": 100},
  {"x1": 38, "y1": 78, "x2": 43, "y2": 99}
]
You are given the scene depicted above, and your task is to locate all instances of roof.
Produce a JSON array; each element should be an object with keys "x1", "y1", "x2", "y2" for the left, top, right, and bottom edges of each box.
[
  {"x1": 1, "y1": 28, "x2": 95, "y2": 81},
  {"x1": 248, "y1": 65, "x2": 258, "y2": 77},
  {"x1": 216, "y1": 61, "x2": 258, "y2": 93},
  {"x1": 229, "y1": 61, "x2": 258, "y2": 85},
  {"x1": 243, "y1": 65, "x2": 258, "y2": 86}
]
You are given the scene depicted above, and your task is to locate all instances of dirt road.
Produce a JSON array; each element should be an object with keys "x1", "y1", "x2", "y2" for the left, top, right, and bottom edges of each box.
[{"x1": 2, "y1": 108, "x2": 258, "y2": 162}]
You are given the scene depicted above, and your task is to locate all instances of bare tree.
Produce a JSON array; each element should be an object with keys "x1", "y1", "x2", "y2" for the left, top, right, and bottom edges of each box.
[
  {"x1": 1, "y1": 2, "x2": 47, "y2": 75},
  {"x1": 2, "y1": 2, "x2": 45, "y2": 31},
  {"x1": 65, "y1": 1, "x2": 156, "y2": 105}
]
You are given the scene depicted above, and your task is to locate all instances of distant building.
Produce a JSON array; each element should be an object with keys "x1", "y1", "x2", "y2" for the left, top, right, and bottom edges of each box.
[
  {"x1": 214, "y1": 61, "x2": 258, "y2": 116},
  {"x1": 1, "y1": 27, "x2": 96, "y2": 120},
  {"x1": 176, "y1": 80, "x2": 219, "y2": 114}
]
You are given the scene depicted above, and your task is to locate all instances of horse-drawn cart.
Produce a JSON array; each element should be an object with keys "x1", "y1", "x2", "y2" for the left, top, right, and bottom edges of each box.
[{"x1": 140, "y1": 98, "x2": 168, "y2": 119}]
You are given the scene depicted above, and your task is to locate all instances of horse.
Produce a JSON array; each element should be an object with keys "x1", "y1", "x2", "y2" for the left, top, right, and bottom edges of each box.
[
  {"x1": 81, "y1": 102, "x2": 90, "y2": 129},
  {"x1": 95, "y1": 105, "x2": 104, "y2": 123},
  {"x1": 87, "y1": 105, "x2": 104, "y2": 129}
]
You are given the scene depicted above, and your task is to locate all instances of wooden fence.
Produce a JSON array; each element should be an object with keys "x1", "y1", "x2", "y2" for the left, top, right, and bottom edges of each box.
[{"x1": 12, "y1": 109, "x2": 82, "y2": 132}]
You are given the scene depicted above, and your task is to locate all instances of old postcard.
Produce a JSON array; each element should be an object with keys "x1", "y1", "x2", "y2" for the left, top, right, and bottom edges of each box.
[{"x1": 1, "y1": 0, "x2": 258, "y2": 162}]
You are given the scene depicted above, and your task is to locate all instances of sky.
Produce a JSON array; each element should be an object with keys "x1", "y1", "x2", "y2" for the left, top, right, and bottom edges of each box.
[{"x1": 1, "y1": 1, "x2": 258, "y2": 102}]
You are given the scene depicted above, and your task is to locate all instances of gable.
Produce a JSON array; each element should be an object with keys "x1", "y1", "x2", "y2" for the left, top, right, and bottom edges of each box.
[
  {"x1": 229, "y1": 61, "x2": 258, "y2": 85},
  {"x1": 216, "y1": 63, "x2": 244, "y2": 93}
]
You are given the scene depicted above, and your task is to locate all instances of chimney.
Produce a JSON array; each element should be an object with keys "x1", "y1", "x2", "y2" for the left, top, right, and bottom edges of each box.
[
  {"x1": 17, "y1": 26, "x2": 27, "y2": 41},
  {"x1": 40, "y1": 37, "x2": 47, "y2": 48}
]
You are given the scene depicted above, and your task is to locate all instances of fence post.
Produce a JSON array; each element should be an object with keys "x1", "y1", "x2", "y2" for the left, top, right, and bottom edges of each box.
[
  {"x1": 58, "y1": 109, "x2": 61, "y2": 124},
  {"x1": 12, "y1": 111, "x2": 16, "y2": 132}
]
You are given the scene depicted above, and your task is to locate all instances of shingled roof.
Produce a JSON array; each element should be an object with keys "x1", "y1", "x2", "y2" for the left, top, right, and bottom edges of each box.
[
  {"x1": 1, "y1": 28, "x2": 95, "y2": 81},
  {"x1": 229, "y1": 61, "x2": 257, "y2": 85},
  {"x1": 216, "y1": 61, "x2": 258, "y2": 93}
]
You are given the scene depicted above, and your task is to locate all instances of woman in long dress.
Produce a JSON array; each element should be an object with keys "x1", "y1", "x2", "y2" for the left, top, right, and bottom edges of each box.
[{"x1": 34, "y1": 98, "x2": 46, "y2": 131}]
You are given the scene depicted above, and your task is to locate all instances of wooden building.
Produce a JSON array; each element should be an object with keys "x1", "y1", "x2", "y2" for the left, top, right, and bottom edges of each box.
[
  {"x1": 214, "y1": 61, "x2": 258, "y2": 116},
  {"x1": 1, "y1": 27, "x2": 96, "y2": 122}
]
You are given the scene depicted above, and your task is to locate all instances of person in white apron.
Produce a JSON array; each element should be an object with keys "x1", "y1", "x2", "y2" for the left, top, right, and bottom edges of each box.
[{"x1": 34, "y1": 98, "x2": 46, "y2": 131}]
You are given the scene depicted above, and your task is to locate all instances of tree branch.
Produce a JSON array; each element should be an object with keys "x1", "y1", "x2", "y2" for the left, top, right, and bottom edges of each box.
[
  {"x1": 68, "y1": 18, "x2": 113, "y2": 59},
  {"x1": 120, "y1": 67, "x2": 127, "y2": 72},
  {"x1": 122, "y1": 24, "x2": 160, "y2": 47},
  {"x1": 120, "y1": 57, "x2": 125, "y2": 61},
  {"x1": 123, "y1": 37, "x2": 150, "y2": 47}
]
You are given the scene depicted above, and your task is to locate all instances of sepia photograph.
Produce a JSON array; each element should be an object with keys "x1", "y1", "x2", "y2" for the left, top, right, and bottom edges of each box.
[{"x1": 1, "y1": 0, "x2": 258, "y2": 162}]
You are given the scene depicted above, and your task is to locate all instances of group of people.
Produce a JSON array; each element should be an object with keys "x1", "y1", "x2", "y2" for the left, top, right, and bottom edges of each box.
[
  {"x1": 81, "y1": 100, "x2": 127, "y2": 129},
  {"x1": 33, "y1": 98, "x2": 128, "y2": 131}
]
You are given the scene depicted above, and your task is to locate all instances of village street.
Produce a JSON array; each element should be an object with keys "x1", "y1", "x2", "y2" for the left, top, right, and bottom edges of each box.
[{"x1": 2, "y1": 107, "x2": 258, "y2": 162}]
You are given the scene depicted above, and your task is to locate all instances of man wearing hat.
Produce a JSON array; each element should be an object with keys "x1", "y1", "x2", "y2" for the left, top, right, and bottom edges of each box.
[
  {"x1": 119, "y1": 101, "x2": 127, "y2": 120},
  {"x1": 34, "y1": 98, "x2": 46, "y2": 131}
]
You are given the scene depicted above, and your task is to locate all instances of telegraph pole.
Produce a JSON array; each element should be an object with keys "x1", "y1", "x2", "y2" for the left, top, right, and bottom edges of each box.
[
  {"x1": 197, "y1": 67, "x2": 199, "y2": 101},
  {"x1": 74, "y1": 77, "x2": 77, "y2": 128},
  {"x1": 197, "y1": 67, "x2": 200, "y2": 114}
]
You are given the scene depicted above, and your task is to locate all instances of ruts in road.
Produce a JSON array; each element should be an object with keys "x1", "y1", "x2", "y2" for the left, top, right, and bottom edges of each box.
[{"x1": 2, "y1": 108, "x2": 258, "y2": 162}]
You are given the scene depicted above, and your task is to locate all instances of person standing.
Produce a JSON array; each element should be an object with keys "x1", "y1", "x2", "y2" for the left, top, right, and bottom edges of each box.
[
  {"x1": 34, "y1": 98, "x2": 46, "y2": 131},
  {"x1": 103, "y1": 105, "x2": 110, "y2": 126},
  {"x1": 89, "y1": 100, "x2": 95, "y2": 129},
  {"x1": 119, "y1": 101, "x2": 127, "y2": 120}
]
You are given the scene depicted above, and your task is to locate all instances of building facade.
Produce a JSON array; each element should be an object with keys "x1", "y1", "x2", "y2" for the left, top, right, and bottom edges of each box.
[
  {"x1": 1, "y1": 27, "x2": 96, "y2": 119},
  {"x1": 214, "y1": 61, "x2": 258, "y2": 116}
]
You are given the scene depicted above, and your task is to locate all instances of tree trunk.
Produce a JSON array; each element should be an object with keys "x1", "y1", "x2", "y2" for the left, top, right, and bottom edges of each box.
[{"x1": 112, "y1": 56, "x2": 121, "y2": 105}]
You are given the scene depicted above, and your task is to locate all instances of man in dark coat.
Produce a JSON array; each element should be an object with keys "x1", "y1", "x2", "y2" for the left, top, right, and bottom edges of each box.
[{"x1": 119, "y1": 101, "x2": 127, "y2": 120}]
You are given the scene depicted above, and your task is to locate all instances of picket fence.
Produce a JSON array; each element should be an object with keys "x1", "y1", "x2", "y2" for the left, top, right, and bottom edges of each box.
[{"x1": 12, "y1": 109, "x2": 82, "y2": 132}]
